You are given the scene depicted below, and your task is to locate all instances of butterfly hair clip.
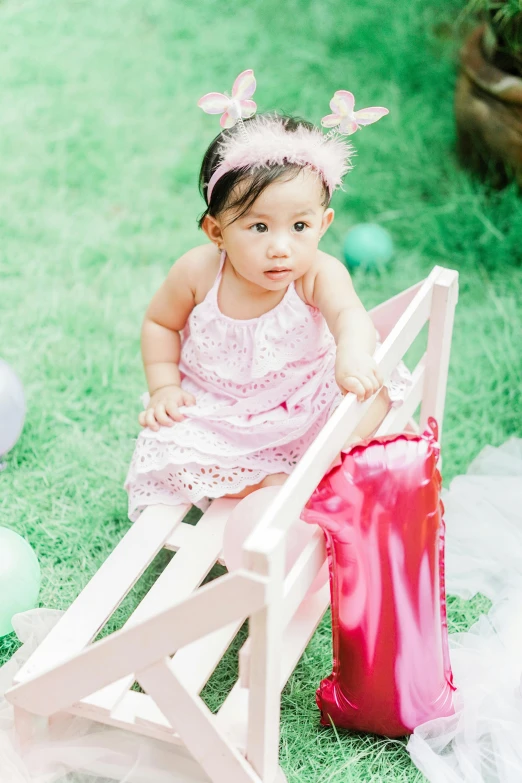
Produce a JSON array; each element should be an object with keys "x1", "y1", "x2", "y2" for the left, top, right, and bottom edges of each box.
[
  {"x1": 197, "y1": 69, "x2": 257, "y2": 129},
  {"x1": 321, "y1": 90, "x2": 389, "y2": 136}
]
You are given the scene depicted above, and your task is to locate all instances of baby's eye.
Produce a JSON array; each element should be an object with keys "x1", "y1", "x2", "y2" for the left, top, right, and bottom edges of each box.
[
  {"x1": 293, "y1": 222, "x2": 308, "y2": 232},
  {"x1": 250, "y1": 223, "x2": 268, "y2": 233}
]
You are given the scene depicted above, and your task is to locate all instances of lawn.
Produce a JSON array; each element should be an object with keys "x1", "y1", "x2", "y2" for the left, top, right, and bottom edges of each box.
[{"x1": 1, "y1": 0, "x2": 521, "y2": 780}]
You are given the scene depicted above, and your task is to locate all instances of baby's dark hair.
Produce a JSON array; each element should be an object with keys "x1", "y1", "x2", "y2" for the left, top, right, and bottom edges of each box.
[{"x1": 197, "y1": 113, "x2": 330, "y2": 228}]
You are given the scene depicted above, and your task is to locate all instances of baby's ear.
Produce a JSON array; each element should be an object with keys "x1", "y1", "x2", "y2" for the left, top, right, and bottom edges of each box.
[
  {"x1": 320, "y1": 208, "x2": 335, "y2": 237},
  {"x1": 201, "y1": 215, "x2": 225, "y2": 248}
]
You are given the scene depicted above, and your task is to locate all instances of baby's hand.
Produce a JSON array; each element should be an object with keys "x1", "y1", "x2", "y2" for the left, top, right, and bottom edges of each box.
[
  {"x1": 335, "y1": 349, "x2": 383, "y2": 402},
  {"x1": 138, "y1": 385, "x2": 196, "y2": 431}
]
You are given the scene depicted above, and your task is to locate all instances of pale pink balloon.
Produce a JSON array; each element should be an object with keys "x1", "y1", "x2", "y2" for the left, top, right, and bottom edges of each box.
[
  {"x1": 0, "y1": 359, "x2": 25, "y2": 457},
  {"x1": 222, "y1": 486, "x2": 328, "y2": 592}
]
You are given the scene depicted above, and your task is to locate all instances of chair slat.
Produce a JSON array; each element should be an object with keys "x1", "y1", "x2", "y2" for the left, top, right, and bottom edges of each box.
[
  {"x1": 245, "y1": 534, "x2": 286, "y2": 781},
  {"x1": 68, "y1": 689, "x2": 178, "y2": 741},
  {"x1": 67, "y1": 692, "x2": 213, "y2": 781},
  {"x1": 370, "y1": 280, "x2": 423, "y2": 340},
  {"x1": 420, "y1": 269, "x2": 459, "y2": 435},
  {"x1": 170, "y1": 620, "x2": 244, "y2": 695},
  {"x1": 165, "y1": 519, "x2": 226, "y2": 565},
  {"x1": 80, "y1": 498, "x2": 239, "y2": 713},
  {"x1": 217, "y1": 583, "x2": 330, "y2": 750},
  {"x1": 14, "y1": 504, "x2": 188, "y2": 685},
  {"x1": 138, "y1": 658, "x2": 263, "y2": 783},
  {"x1": 281, "y1": 529, "x2": 326, "y2": 627},
  {"x1": 8, "y1": 571, "x2": 268, "y2": 716},
  {"x1": 177, "y1": 526, "x2": 327, "y2": 696},
  {"x1": 164, "y1": 520, "x2": 197, "y2": 551}
]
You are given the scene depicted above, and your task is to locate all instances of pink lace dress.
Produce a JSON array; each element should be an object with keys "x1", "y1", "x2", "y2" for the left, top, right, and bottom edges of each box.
[{"x1": 125, "y1": 253, "x2": 411, "y2": 521}]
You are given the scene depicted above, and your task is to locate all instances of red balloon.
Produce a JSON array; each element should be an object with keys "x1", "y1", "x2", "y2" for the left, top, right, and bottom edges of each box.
[{"x1": 301, "y1": 419, "x2": 455, "y2": 737}]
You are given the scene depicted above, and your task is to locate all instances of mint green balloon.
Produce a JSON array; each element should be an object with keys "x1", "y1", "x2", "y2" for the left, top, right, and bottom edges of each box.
[
  {"x1": 0, "y1": 527, "x2": 41, "y2": 636},
  {"x1": 343, "y1": 223, "x2": 394, "y2": 272}
]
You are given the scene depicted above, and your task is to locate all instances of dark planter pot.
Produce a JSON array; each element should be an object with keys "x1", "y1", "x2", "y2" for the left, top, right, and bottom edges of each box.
[{"x1": 455, "y1": 25, "x2": 522, "y2": 187}]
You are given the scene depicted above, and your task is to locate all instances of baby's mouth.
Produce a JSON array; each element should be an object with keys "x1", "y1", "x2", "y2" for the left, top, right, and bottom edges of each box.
[{"x1": 264, "y1": 268, "x2": 291, "y2": 279}]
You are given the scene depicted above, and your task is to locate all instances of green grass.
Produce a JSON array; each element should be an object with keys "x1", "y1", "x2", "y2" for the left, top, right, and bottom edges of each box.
[{"x1": 1, "y1": 0, "x2": 521, "y2": 780}]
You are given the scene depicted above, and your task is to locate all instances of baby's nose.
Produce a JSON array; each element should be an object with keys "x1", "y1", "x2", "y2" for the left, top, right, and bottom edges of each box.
[{"x1": 268, "y1": 238, "x2": 290, "y2": 258}]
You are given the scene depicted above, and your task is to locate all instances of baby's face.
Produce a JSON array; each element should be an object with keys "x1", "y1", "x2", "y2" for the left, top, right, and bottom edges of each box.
[{"x1": 220, "y1": 168, "x2": 334, "y2": 292}]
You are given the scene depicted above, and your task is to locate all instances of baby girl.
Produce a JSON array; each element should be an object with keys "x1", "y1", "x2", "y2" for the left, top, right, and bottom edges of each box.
[{"x1": 125, "y1": 71, "x2": 410, "y2": 520}]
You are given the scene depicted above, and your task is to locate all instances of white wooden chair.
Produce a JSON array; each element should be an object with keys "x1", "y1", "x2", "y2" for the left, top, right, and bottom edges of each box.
[{"x1": 6, "y1": 266, "x2": 458, "y2": 783}]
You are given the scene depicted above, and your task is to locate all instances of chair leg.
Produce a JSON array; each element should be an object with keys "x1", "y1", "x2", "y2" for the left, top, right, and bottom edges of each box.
[
  {"x1": 419, "y1": 269, "x2": 458, "y2": 437},
  {"x1": 13, "y1": 706, "x2": 42, "y2": 749},
  {"x1": 13, "y1": 706, "x2": 53, "y2": 752}
]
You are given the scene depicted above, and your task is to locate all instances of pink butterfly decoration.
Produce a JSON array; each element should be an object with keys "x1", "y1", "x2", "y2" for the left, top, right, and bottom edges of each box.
[
  {"x1": 197, "y1": 69, "x2": 257, "y2": 129},
  {"x1": 321, "y1": 90, "x2": 389, "y2": 135}
]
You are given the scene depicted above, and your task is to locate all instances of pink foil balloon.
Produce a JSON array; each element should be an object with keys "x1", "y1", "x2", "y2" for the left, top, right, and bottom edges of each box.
[
  {"x1": 223, "y1": 486, "x2": 328, "y2": 592},
  {"x1": 301, "y1": 420, "x2": 455, "y2": 737}
]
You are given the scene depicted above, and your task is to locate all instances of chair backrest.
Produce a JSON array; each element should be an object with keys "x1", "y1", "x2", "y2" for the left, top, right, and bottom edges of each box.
[
  {"x1": 369, "y1": 281, "x2": 423, "y2": 339},
  {"x1": 238, "y1": 264, "x2": 458, "y2": 781}
]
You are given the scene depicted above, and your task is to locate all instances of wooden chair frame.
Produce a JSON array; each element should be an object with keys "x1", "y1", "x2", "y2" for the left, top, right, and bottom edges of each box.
[{"x1": 6, "y1": 266, "x2": 458, "y2": 783}]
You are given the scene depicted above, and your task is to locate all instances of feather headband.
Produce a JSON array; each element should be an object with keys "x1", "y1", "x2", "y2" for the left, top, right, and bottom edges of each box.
[
  {"x1": 206, "y1": 116, "x2": 354, "y2": 201},
  {"x1": 198, "y1": 70, "x2": 388, "y2": 203}
]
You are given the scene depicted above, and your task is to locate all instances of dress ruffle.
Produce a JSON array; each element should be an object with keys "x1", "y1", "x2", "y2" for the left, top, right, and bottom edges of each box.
[{"x1": 125, "y1": 379, "x2": 339, "y2": 519}]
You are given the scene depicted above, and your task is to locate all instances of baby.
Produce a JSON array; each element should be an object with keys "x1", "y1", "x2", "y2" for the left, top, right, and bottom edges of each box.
[{"x1": 125, "y1": 72, "x2": 410, "y2": 520}]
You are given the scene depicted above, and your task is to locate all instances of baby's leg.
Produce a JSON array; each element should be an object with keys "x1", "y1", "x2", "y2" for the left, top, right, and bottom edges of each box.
[{"x1": 222, "y1": 472, "x2": 287, "y2": 499}]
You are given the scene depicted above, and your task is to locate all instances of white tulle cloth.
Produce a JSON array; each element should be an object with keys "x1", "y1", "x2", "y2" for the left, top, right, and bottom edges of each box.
[
  {"x1": 124, "y1": 253, "x2": 411, "y2": 521},
  {"x1": 407, "y1": 437, "x2": 522, "y2": 782},
  {"x1": 0, "y1": 612, "x2": 212, "y2": 782}
]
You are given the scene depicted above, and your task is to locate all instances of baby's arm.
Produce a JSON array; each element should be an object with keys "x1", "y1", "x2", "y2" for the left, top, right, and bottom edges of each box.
[
  {"x1": 309, "y1": 254, "x2": 382, "y2": 402},
  {"x1": 139, "y1": 248, "x2": 202, "y2": 431}
]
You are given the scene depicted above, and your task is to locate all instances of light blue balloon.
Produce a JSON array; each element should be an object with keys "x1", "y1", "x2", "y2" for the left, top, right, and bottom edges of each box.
[
  {"x1": 343, "y1": 223, "x2": 394, "y2": 271},
  {"x1": 0, "y1": 527, "x2": 41, "y2": 637},
  {"x1": 0, "y1": 359, "x2": 25, "y2": 457}
]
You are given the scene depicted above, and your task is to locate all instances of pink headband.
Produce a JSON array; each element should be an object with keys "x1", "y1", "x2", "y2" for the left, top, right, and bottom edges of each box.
[{"x1": 198, "y1": 70, "x2": 389, "y2": 203}]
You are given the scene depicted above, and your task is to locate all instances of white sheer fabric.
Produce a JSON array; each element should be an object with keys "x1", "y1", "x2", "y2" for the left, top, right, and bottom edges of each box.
[
  {"x1": 407, "y1": 438, "x2": 522, "y2": 782},
  {"x1": 0, "y1": 612, "x2": 209, "y2": 782}
]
